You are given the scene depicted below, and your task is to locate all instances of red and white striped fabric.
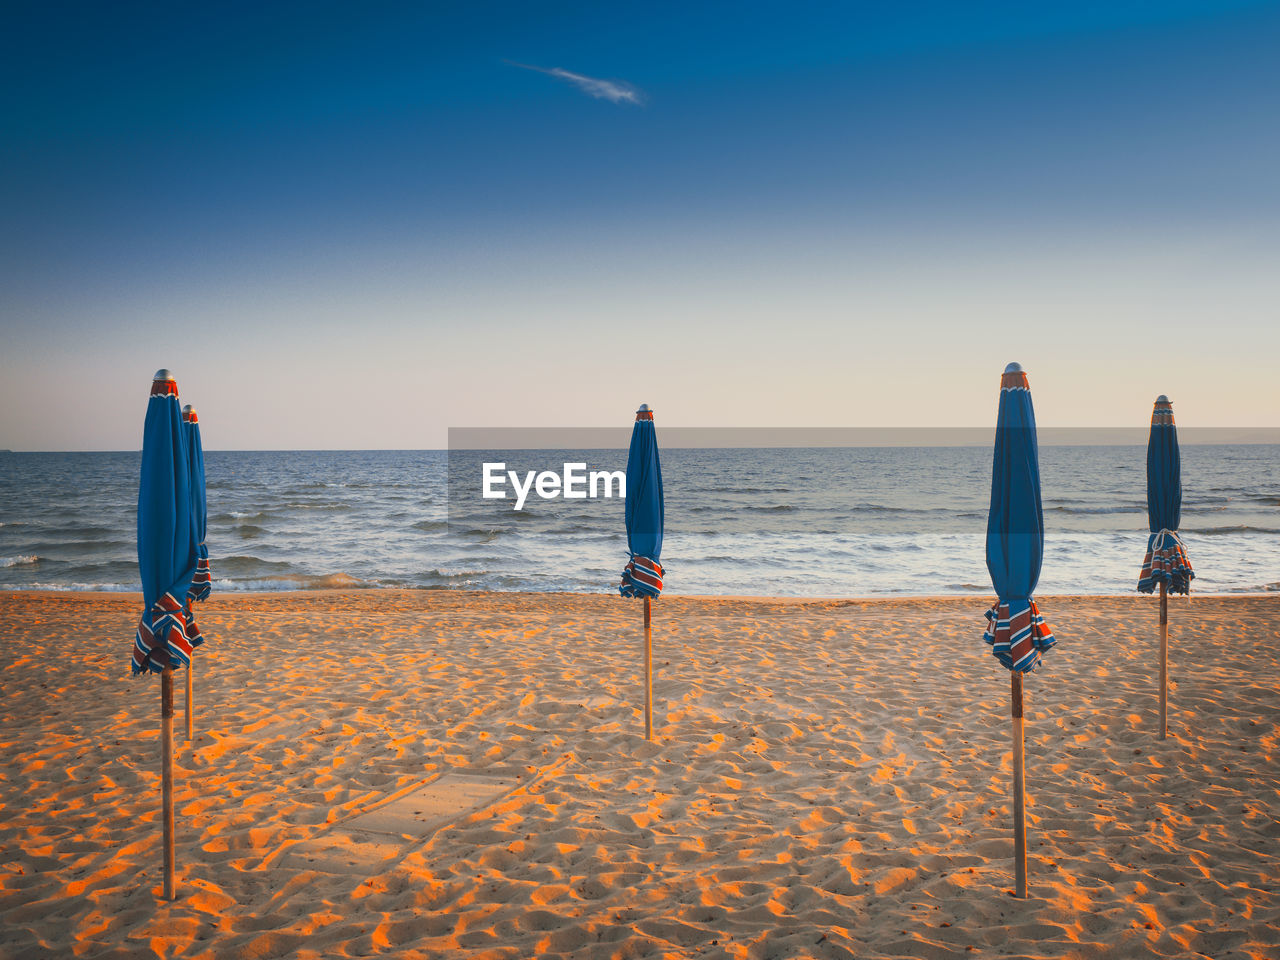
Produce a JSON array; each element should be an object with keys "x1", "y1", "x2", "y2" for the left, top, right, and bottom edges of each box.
[
  {"x1": 188, "y1": 555, "x2": 212, "y2": 603},
  {"x1": 983, "y1": 599, "x2": 1055, "y2": 673},
  {"x1": 620, "y1": 555, "x2": 664, "y2": 598},
  {"x1": 1138, "y1": 529, "x2": 1194, "y2": 595},
  {"x1": 132, "y1": 592, "x2": 202, "y2": 674}
]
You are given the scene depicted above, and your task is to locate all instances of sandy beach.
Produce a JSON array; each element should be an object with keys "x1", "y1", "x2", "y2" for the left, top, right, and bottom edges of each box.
[{"x1": 1, "y1": 589, "x2": 1276, "y2": 959}]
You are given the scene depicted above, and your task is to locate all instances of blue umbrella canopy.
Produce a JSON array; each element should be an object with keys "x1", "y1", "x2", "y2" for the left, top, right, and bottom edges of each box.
[
  {"x1": 1138, "y1": 396, "x2": 1194, "y2": 594},
  {"x1": 132, "y1": 370, "x2": 201, "y2": 675},
  {"x1": 619, "y1": 404, "x2": 665, "y2": 598},
  {"x1": 984, "y1": 363, "x2": 1056, "y2": 672},
  {"x1": 183, "y1": 404, "x2": 212, "y2": 604}
]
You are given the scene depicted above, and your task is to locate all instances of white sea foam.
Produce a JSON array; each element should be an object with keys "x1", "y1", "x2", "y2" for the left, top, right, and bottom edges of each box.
[
  {"x1": 1, "y1": 555, "x2": 38, "y2": 568},
  {"x1": 0, "y1": 581, "x2": 133, "y2": 591},
  {"x1": 211, "y1": 573, "x2": 374, "y2": 591}
]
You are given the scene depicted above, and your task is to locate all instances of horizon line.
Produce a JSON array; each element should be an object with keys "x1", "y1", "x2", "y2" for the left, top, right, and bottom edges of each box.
[{"x1": 6, "y1": 425, "x2": 1280, "y2": 455}]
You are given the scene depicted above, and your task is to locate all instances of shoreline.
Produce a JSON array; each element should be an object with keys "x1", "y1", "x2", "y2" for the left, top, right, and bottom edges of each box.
[{"x1": 3, "y1": 586, "x2": 1277, "y2": 603}]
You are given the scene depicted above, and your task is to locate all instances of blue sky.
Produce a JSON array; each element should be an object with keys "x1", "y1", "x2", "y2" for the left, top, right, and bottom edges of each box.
[{"x1": 2, "y1": 1, "x2": 1278, "y2": 449}]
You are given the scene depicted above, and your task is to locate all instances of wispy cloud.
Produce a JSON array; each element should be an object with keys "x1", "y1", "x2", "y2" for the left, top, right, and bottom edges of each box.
[{"x1": 507, "y1": 61, "x2": 645, "y2": 105}]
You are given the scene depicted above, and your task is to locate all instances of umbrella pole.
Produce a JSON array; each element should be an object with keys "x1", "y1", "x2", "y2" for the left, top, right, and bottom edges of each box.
[
  {"x1": 643, "y1": 596, "x2": 653, "y2": 741},
  {"x1": 1159, "y1": 582, "x2": 1168, "y2": 740},
  {"x1": 161, "y1": 666, "x2": 176, "y2": 900},
  {"x1": 1012, "y1": 671, "x2": 1027, "y2": 899},
  {"x1": 185, "y1": 661, "x2": 194, "y2": 741}
]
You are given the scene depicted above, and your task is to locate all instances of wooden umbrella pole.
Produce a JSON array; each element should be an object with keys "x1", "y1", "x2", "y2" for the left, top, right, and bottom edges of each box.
[
  {"x1": 1012, "y1": 670, "x2": 1027, "y2": 899},
  {"x1": 161, "y1": 666, "x2": 176, "y2": 900},
  {"x1": 185, "y1": 661, "x2": 194, "y2": 742},
  {"x1": 643, "y1": 596, "x2": 653, "y2": 741},
  {"x1": 1159, "y1": 582, "x2": 1168, "y2": 740}
]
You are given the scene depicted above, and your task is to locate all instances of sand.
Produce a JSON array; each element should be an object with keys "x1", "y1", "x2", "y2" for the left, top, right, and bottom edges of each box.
[{"x1": 0, "y1": 589, "x2": 1277, "y2": 960}]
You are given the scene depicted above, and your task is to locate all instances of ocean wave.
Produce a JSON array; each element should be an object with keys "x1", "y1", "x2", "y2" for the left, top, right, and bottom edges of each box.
[
  {"x1": 0, "y1": 581, "x2": 134, "y2": 592},
  {"x1": 39, "y1": 539, "x2": 132, "y2": 553},
  {"x1": 456, "y1": 528, "x2": 504, "y2": 541},
  {"x1": 1048, "y1": 505, "x2": 1144, "y2": 514},
  {"x1": 847, "y1": 504, "x2": 937, "y2": 515},
  {"x1": 9, "y1": 523, "x2": 117, "y2": 540},
  {"x1": 49, "y1": 524, "x2": 117, "y2": 537},
  {"x1": 547, "y1": 523, "x2": 625, "y2": 535},
  {"x1": 236, "y1": 525, "x2": 266, "y2": 539},
  {"x1": 209, "y1": 570, "x2": 514, "y2": 593},
  {"x1": 214, "y1": 572, "x2": 373, "y2": 591},
  {"x1": 415, "y1": 569, "x2": 493, "y2": 585},
  {"x1": 412, "y1": 519, "x2": 449, "y2": 532},
  {"x1": 1185, "y1": 525, "x2": 1280, "y2": 536},
  {"x1": 215, "y1": 555, "x2": 295, "y2": 574},
  {"x1": 1, "y1": 555, "x2": 39, "y2": 568}
]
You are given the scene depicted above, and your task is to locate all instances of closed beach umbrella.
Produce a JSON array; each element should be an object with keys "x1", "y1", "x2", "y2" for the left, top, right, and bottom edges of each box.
[
  {"x1": 133, "y1": 369, "x2": 200, "y2": 901},
  {"x1": 184, "y1": 404, "x2": 212, "y2": 605},
  {"x1": 182, "y1": 403, "x2": 211, "y2": 742},
  {"x1": 1137, "y1": 395, "x2": 1193, "y2": 739},
  {"x1": 619, "y1": 403, "x2": 664, "y2": 740},
  {"x1": 135, "y1": 372, "x2": 201, "y2": 674},
  {"x1": 983, "y1": 362, "x2": 1056, "y2": 899}
]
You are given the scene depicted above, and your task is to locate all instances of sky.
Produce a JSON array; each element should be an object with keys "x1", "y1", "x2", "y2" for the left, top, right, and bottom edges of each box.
[{"x1": 2, "y1": 0, "x2": 1278, "y2": 450}]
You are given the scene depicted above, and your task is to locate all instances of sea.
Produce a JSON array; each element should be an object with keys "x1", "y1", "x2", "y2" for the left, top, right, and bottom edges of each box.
[{"x1": 1, "y1": 446, "x2": 1277, "y2": 597}]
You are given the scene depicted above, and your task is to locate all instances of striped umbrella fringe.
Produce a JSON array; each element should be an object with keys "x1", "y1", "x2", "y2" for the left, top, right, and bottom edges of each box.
[
  {"x1": 185, "y1": 605, "x2": 203, "y2": 650},
  {"x1": 188, "y1": 548, "x2": 212, "y2": 603},
  {"x1": 620, "y1": 555, "x2": 664, "y2": 598},
  {"x1": 984, "y1": 599, "x2": 1056, "y2": 673},
  {"x1": 132, "y1": 591, "x2": 202, "y2": 675},
  {"x1": 1138, "y1": 529, "x2": 1194, "y2": 595}
]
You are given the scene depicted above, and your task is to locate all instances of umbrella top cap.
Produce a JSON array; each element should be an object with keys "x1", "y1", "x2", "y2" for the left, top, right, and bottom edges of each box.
[
  {"x1": 182, "y1": 404, "x2": 199, "y2": 423},
  {"x1": 635, "y1": 403, "x2": 654, "y2": 422},
  {"x1": 1000, "y1": 362, "x2": 1029, "y2": 391},
  {"x1": 150, "y1": 370, "x2": 178, "y2": 398},
  {"x1": 1156, "y1": 395, "x2": 1170, "y2": 404}
]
